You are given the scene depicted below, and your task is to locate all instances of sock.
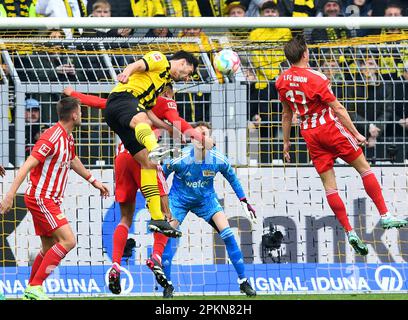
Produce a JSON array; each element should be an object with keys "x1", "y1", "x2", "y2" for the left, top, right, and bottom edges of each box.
[
  {"x1": 162, "y1": 237, "x2": 179, "y2": 281},
  {"x1": 30, "y1": 243, "x2": 68, "y2": 286},
  {"x1": 135, "y1": 123, "x2": 159, "y2": 152},
  {"x1": 326, "y1": 189, "x2": 353, "y2": 232},
  {"x1": 141, "y1": 168, "x2": 163, "y2": 220},
  {"x1": 112, "y1": 223, "x2": 129, "y2": 265},
  {"x1": 220, "y1": 227, "x2": 245, "y2": 280},
  {"x1": 153, "y1": 232, "x2": 168, "y2": 260},
  {"x1": 361, "y1": 170, "x2": 388, "y2": 216},
  {"x1": 29, "y1": 250, "x2": 44, "y2": 283}
]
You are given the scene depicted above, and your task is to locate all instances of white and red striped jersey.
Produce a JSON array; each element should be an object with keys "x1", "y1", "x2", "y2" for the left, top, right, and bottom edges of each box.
[
  {"x1": 276, "y1": 66, "x2": 337, "y2": 130},
  {"x1": 26, "y1": 122, "x2": 76, "y2": 204}
]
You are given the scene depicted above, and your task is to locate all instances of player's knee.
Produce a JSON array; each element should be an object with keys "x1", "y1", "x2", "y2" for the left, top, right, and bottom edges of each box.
[{"x1": 62, "y1": 237, "x2": 77, "y2": 252}]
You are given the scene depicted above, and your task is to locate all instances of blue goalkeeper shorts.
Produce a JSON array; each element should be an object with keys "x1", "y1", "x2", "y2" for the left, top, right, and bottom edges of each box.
[{"x1": 169, "y1": 195, "x2": 223, "y2": 225}]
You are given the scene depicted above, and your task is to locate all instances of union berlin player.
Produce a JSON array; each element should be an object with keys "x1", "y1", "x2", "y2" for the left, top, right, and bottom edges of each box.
[
  {"x1": 0, "y1": 97, "x2": 110, "y2": 300},
  {"x1": 276, "y1": 35, "x2": 408, "y2": 256},
  {"x1": 63, "y1": 85, "x2": 213, "y2": 294}
]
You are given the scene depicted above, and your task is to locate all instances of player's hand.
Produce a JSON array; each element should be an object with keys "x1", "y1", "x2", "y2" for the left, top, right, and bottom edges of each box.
[
  {"x1": 240, "y1": 198, "x2": 257, "y2": 224},
  {"x1": 0, "y1": 165, "x2": 5, "y2": 177},
  {"x1": 355, "y1": 133, "x2": 367, "y2": 147},
  {"x1": 117, "y1": 72, "x2": 130, "y2": 84},
  {"x1": 203, "y1": 136, "x2": 214, "y2": 150},
  {"x1": 283, "y1": 141, "x2": 291, "y2": 163},
  {"x1": 92, "y1": 181, "x2": 110, "y2": 198},
  {"x1": 0, "y1": 194, "x2": 13, "y2": 214},
  {"x1": 63, "y1": 86, "x2": 74, "y2": 96}
]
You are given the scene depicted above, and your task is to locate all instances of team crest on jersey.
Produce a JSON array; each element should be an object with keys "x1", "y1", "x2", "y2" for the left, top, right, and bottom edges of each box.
[
  {"x1": 153, "y1": 53, "x2": 162, "y2": 61},
  {"x1": 203, "y1": 170, "x2": 215, "y2": 177},
  {"x1": 167, "y1": 101, "x2": 177, "y2": 110},
  {"x1": 38, "y1": 144, "x2": 51, "y2": 157}
]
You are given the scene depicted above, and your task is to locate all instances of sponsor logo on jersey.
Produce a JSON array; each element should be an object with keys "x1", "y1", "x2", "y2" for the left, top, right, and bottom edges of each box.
[
  {"x1": 167, "y1": 101, "x2": 177, "y2": 110},
  {"x1": 203, "y1": 170, "x2": 215, "y2": 177},
  {"x1": 153, "y1": 53, "x2": 162, "y2": 61},
  {"x1": 38, "y1": 144, "x2": 52, "y2": 157},
  {"x1": 56, "y1": 213, "x2": 66, "y2": 220},
  {"x1": 186, "y1": 180, "x2": 208, "y2": 188}
]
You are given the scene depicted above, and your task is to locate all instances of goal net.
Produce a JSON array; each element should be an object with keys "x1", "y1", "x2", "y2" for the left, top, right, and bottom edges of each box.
[{"x1": 0, "y1": 19, "x2": 408, "y2": 298}]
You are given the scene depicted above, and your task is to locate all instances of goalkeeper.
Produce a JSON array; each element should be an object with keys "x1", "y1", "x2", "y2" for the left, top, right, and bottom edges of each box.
[{"x1": 157, "y1": 122, "x2": 257, "y2": 298}]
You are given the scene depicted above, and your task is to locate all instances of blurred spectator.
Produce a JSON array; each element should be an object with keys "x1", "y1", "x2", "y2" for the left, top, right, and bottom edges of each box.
[
  {"x1": 311, "y1": 0, "x2": 351, "y2": 42},
  {"x1": 195, "y1": 0, "x2": 228, "y2": 16},
  {"x1": 382, "y1": 2, "x2": 404, "y2": 34},
  {"x1": 226, "y1": 1, "x2": 251, "y2": 39},
  {"x1": 343, "y1": 0, "x2": 373, "y2": 37},
  {"x1": 162, "y1": 0, "x2": 201, "y2": 16},
  {"x1": 279, "y1": 0, "x2": 318, "y2": 17},
  {"x1": 0, "y1": 0, "x2": 37, "y2": 16},
  {"x1": 243, "y1": 0, "x2": 268, "y2": 17},
  {"x1": 87, "y1": 0, "x2": 133, "y2": 17},
  {"x1": 248, "y1": 1, "x2": 292, "y2": 89},
  {"x1": 83, "y1": 0, "x2": 133, "y2": 37},
  {"x1": 131, "y1": 0, "x2": 165, "y2": 16},
  {"x1": 25, "y1": 98, "x2": 41, "y2": 155},
  {"x1": 36, "y1": 0, "x2": 87, "y2": 38},
  {"x1": 145, "y1": 26, "x2": 174, "y2": 37}
]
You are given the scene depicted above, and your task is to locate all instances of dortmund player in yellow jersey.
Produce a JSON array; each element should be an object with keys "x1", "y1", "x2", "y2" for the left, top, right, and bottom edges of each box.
[{"x1": 105, "y1": 50, "x2": 199, "y2": 237}]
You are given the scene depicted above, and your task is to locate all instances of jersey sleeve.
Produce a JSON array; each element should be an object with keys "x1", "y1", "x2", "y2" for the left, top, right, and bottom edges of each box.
[
  {"x1": 164, "y1": 108, "x2": 205, "y2": 143},
  {"x1": 142, "y1": 51, "x2": 169, "y2": 73},
  {"x1": 71, "y1": 91, "x2": 107, "y2": 109},
  {"x1": 31, "y1": 138, "x2": 55, "y2": 163},
  {"x1": 216, "y1": 152, "x2": 246, "y2": 200},
  {"x1": 316, "y1": 78, "x2": 336, "y2": 103}
]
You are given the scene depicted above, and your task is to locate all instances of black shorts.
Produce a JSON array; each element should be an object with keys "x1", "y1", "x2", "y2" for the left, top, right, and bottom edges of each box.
[{"x1": 105, "y1": 91, "x2": 146, "y2": 156}]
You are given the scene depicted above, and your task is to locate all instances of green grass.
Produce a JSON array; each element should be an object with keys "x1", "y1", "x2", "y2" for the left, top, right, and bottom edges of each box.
[{"x1": 56, "y1": 293, "x2": 408, "y2": 300}]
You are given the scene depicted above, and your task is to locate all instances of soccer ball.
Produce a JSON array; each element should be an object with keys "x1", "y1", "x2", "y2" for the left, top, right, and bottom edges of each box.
[{"x1": 213, "y1": 49, "x2": 240, "y2": 75}]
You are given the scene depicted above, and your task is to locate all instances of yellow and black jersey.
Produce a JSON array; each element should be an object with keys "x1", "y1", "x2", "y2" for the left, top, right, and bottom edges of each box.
[{"x1": 111, "y1": 51, "x2": 172, "y2": 109}]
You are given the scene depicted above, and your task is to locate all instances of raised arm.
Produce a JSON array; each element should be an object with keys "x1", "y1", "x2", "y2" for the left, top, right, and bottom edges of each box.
[
  {"x1": 0, "y1": 156, "x2": 39, "y2": 214},
  {"x1": 117, "y1": 59, "x2": 147, "y2": 84},
  {"x1": 70, "y1": 156, "x2": 110, "y2": 198},
  {"x1": 64, "y1": 87, "x2": 107, "y2": 109}
]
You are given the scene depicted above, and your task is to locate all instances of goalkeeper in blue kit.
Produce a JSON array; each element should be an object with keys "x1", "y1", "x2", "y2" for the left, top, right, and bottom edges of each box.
[{"x1": 155, "y1": 122, "x2": 257, "y2": 298}]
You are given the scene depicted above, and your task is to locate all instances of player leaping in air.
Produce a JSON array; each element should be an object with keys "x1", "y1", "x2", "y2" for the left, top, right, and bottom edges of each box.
[
  {"x1": 105, "y1": 50, "x2": 199, "y2": 238},
  {"x1": 160, "y1": 122, "x2": 257, "y2": 298},
  {"x1": 275, "y1": 35, "x2": 408, "y2": 256},
  {"x1": 63, "y1": 85, "x2": 214, "y2": 295},
  {"x1": 0, "y1": 97, "x2": 110, "y2": 300}
]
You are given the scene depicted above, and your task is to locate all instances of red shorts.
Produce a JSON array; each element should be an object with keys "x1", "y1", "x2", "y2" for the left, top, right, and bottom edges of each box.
[
  {"x1": 114, "y1": 152, "x2": 168, "y2": 203},
  {"x1": 300, "y1": 120, "x2": 363, "y2": 174},
  {"x1": 24, "y1": 195, "x2": 68, "y2": 236}
]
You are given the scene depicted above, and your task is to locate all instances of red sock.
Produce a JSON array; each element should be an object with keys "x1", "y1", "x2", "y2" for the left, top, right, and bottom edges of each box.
[
  {"x1": 30, "y1": 243, "x2": 68, "y2": 286},
  {"x1": 361, "y1": 170, "x2": 388, "y2": 215},
  {"x1": 29, "y1": 251, "x2": 44, "y2": 283},
  {"x1": 153, "y1": 232, "x2": 168, "y2": 261},
  {"x1": 326, "y1": 189, "x2": 353, "y2": 232},
  {"x1": 112, "y1": 223, "x2": 129, "y2": 265}
]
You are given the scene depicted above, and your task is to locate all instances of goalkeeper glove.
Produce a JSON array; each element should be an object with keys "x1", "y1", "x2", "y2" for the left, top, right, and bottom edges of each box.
[{"x1": 240, "y1": 198, "x2": 257, "y2": 224}]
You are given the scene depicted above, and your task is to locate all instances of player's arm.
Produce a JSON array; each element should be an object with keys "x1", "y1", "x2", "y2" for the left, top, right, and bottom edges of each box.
[
  {"x1": 0, "y1": 156, "x2": 39, "y2": 214},
  {"x1": 70, "y1": 156, "x2": 110, "y2": 198},
  {"x1": 164, "y1": 109, "x2": 214, "y2": 149},
  {"x1": 0, "y1": 165, "x2": 5, "y2": 177},
  {"x1": 64, "y1": 87, "x2": 107, "y2": 109},
  {"x1": 282, "y1": 100, "x2": 294, "y2": 163},
  {"x1": 218, "y1": 154, "x2": 256, "y2": 223},
  {"x1": 147, "y1": 110, "x2": 173, "y2": 134},
  {"x1": 117, "y1": 59, "x2": 147, "y2": 84},
  {"x1": 328, "y1": 99, "x2": 367, "y2": 146}
]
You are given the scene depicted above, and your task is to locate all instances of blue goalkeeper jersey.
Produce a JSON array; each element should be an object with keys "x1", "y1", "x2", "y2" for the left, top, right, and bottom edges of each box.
[{"x1": 162, "y1": 146, "x2": 246, "y2": 204}]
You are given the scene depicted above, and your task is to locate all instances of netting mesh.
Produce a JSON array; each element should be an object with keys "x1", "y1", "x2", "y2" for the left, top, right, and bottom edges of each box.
[{"x1": 0, "y1": 27, "x2": 408, "y2": 297}]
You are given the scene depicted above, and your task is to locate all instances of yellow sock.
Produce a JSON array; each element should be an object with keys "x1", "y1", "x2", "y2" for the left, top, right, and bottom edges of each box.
[
  {"x1": 141, "y1": 168, "x2": 164, "y2": 220},
  {"x1": 135, "y1": 123, "x2": 159, "y2": 152}
]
